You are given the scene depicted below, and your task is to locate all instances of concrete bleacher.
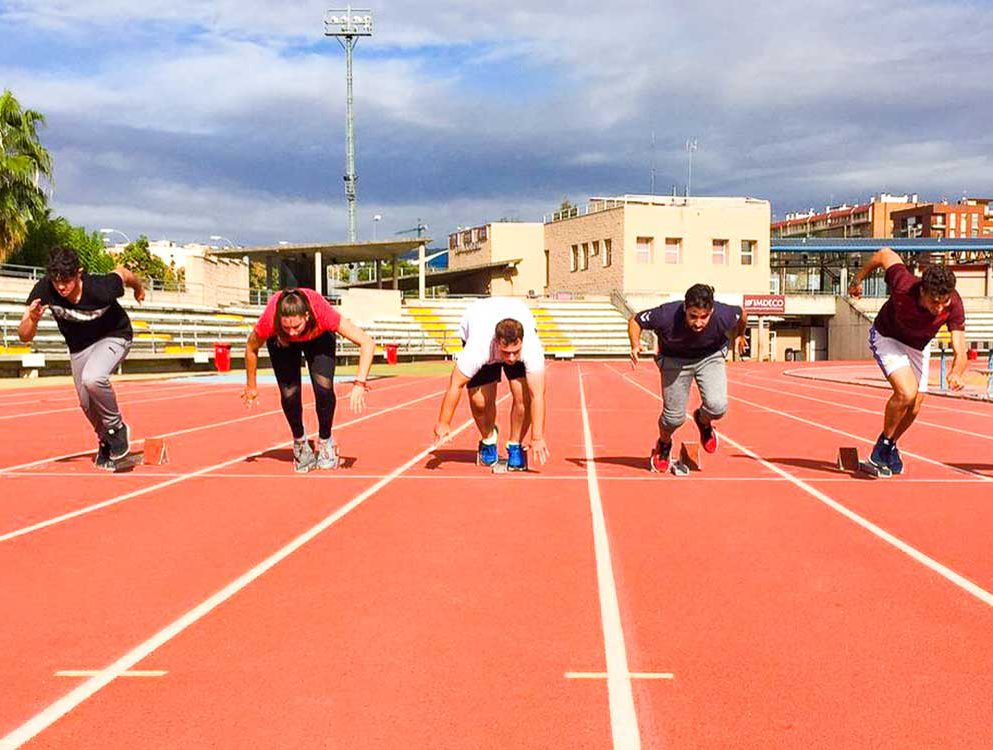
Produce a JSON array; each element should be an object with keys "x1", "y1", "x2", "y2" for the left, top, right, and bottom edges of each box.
[
  {"x1": 849, "y1": 296, "x2": 993, "y2": 353},
  {"x1": 386, "y1": 297, "x2": 631, "y2": 358},
  {"x1": 0, "y1": 292, "x2": 632, "y2": 375}
]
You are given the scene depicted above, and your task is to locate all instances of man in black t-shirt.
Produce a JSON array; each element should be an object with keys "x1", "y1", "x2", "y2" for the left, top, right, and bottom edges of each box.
[
  {"x1": 628, "y1": 283, "x2": 747, "y2": 473},
  {"x1": 19, "y1": 246, "x2": 145, "y2": 468}
]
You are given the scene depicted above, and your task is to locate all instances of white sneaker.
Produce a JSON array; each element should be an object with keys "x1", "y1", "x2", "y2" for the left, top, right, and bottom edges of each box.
[
  {"x1": 293, "y1": 440, "x2": 317, "y2": 473},
  {"x1": 316, "y1": 438, "x2": 339, "y2": 470}
]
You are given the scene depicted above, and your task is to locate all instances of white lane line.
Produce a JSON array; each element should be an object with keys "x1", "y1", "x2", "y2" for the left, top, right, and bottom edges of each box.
[
  {"x1": 566, "y1": 672, "x2": 673, "y2": 680},
  {"x1": 625, "y1": 365, "x2": 990, "y2": 482},
  {"x1": 728, "y1": 393, "x2": 993, "y2": 483},
  {"x1": 742, "y1": 371, "x2": 993, "y2": 419},
  {"x1": 729, "y1": 378, "x2": 993, "y2": 442},
  {"x1": 577, "y1": 365, "x2": 641, "y2": 750},
  {"x1": 0, "y1": 388, "x2": 444, "y2": 543},
  {"x1": 0, "y1": 407, "x2": 494, "y2": 750},
  {"x1": 55, "y1": 670, "x2": 166, "y2": 678},
  {"x1": 9, "y1": 471, "x2": 993, "y2": 484},
  {"x1": 0, "y1": 383, "x2": 244, "y2": 421},
  {"x1": 782, "y1": 368, "x2": 993, "y2": 413},
  {"x1": 0, "y1": 377, "x2": 431, "y2": 474},
  {"x1": 612, "y1": 367, "x2": 993, "y2": 610}
]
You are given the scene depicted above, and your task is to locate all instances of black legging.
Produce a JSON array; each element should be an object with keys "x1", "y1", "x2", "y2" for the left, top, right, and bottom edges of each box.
[{"x1": 267, "y1": 332, "x2": 337, "y2": 440}]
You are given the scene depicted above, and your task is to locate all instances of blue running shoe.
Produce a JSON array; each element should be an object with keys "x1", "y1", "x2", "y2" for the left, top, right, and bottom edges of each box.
[
  {"x1": 477, "y1": 440, "x2": 499, "y2": 466},
  {"x1": 888, "y1": 444, "x2": 904, "y2": 475},
  {"x1": 506, "y1": 442, "x2": 528, "y2": 471},
  {"x1": 869, "y1": 436, "x2": 891, "y2": 472}
]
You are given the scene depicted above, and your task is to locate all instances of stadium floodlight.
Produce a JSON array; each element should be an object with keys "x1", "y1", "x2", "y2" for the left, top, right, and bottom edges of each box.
[
  {"x1": 209, "y1": 235, "x2": 236, "y2": 248},
  {"x1": 324, "y1": 7, "x2": 375, "y2": 244},
  {"x1": 324, "y1": 7, "x2": 373, "y2": 36},
  {"x1": 100, "y1": 228, "x2": 131, "y2": 244}
]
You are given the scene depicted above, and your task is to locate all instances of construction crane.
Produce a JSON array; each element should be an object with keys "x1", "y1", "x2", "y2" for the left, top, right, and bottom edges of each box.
[{"x1": 395, "y1": 219, "x2": 428, "y2": 239}]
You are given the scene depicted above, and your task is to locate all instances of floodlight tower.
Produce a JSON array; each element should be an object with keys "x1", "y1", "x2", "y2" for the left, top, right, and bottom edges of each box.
[{"x1": 325, "y1": 7, "x2": 373, "y2": 244}]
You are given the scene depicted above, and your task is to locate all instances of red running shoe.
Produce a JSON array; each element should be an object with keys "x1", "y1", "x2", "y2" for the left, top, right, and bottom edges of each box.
[
  {"x1": 693, "y1": 408, "x2": 718, "y2": 453},
  {"x1": 649, "y1": 439, "x2": 672, "y2": 473}
]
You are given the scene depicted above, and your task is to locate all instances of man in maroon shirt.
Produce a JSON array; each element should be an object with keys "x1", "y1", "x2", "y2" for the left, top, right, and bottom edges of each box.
[{"x1": 849, "y1": 247, "x2": 967, "y2": 474}]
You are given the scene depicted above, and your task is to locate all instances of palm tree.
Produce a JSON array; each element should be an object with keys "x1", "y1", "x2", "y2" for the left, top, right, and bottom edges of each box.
[{"x1": 0, "y1": 90, "x2": 54, "y2": 262}]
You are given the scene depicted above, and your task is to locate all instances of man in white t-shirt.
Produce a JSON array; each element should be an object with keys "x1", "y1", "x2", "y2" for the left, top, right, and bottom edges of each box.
[{"x1": 432, "y1": 297, "x2": 548, "y2": 470}]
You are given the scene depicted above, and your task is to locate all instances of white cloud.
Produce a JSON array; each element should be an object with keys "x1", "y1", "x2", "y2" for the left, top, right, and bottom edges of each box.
[{"x1": 4, "y1": 0, "x2": 993, "y2": 241}]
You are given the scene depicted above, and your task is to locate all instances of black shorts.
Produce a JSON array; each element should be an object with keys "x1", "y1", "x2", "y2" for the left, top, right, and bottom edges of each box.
[{"x1": 467, "y1": 361, "x2": 526, "y2": 389}]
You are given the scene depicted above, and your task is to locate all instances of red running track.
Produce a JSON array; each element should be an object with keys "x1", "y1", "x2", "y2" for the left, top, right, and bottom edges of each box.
[{"x1": 2, "y1": 361, "x2": 992, "y2": 748}]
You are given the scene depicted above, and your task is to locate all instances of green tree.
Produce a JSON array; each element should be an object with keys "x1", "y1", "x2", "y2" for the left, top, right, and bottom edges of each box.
[
  {"x1": 10, "y1": 212, "x2": 115, "y2": 272},
  {"x1": 0, "y1": 90, "x2": 53, "y2": 262},
  {"x1": 250, "y1": 260, "x2": 278, "y2": 289},
  {"x1": 117, "y1": 235, "x2": 170, "y2": 282}
]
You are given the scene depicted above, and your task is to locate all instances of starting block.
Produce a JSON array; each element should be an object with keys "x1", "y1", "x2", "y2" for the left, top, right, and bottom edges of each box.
[
  {"x1": 667, "y1": 442, "x2": 701, "y2": 477},
  {"x1": 837, "y1": 446, "x2": 891, "y2": 478},
  {"x1": 106, "y1": 437, "x2": 169, "y2": 473},
  {"x1": 143, "y1": 437, "x2": 169, "y2": 465},
  {"x1": 679, "y1": 442, "x2": 702, "y2": 471}
]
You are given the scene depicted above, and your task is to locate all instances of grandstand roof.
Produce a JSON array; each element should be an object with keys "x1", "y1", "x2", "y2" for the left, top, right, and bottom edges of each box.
[
  {"x1": 343, "y1": 258, "x2": 522, "y2": 291},
  {"x1": 209, "y1": 239, "x2": 432, "y2": 262},
  {"x1": 772, "y1": 238, "x2": 993, "y2": 253}
]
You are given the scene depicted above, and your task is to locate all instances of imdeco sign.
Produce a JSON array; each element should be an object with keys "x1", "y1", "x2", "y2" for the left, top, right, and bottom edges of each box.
[{"x1": 742, "y1": 294, "x2": 786, "y2": 314}]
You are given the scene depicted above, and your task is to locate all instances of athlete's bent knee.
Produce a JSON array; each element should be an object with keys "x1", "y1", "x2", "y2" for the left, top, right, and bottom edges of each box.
[{"x1": 700, "y1": 400, "x2": 727, "y2": 421}]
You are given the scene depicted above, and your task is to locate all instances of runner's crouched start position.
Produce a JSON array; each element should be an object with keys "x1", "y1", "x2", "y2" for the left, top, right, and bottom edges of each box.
[
  {"x1": 628, "y1": 283, "x2": 747, "y2": 473},
  {"x1": 433, "y1": 297, "x2": 548, "y2": 470},
  {"x1": 243, "y1": 288, "x2": 376, "y2": 473},
  {"x1": 19, "y1": 246, "x2": 145, "y2": 469},
  {"x1": 849, "y1": 248, "x2": 966, "y2": 474}
]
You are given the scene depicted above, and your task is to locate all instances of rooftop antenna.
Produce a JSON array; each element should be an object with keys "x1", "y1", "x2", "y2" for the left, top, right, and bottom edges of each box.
[
  {"x1": 650, "y1": 130, "x2": 657, "y2": 195},
  {"x1": 685, "y1": 137, "x2": 698, "y2": 197}
]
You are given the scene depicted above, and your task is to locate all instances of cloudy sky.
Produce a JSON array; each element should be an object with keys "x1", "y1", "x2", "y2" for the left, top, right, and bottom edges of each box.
[{"x1": 3, "y1": 0, "x2": 992, "y2": 247}]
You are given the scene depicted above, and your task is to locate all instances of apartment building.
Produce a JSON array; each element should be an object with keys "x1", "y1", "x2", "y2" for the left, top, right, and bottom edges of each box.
[{"x1": 772, "y1": 193, "x2": 919, "y2": 239}]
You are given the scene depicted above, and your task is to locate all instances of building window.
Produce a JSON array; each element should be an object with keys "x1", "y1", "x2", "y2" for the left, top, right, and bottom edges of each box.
[
  {"x1": 591, "y1": 240, "x2": 600, "y2": 258},
  {"x1": 580, "y1": 242, "x2": 590, "y2": 270},
  {"x1": 449, "y1": 234, "x2": 459, "y2": 251},
  {"x1": 570, "y1": 245, "x2": 579, "y2": 272},
  {"x1": 478, "y1": 225, "x2": 488, "y2": 242},
  {"x1": 712, "y1": 239, "x2": 728, "y2": 265},
  {"x1": 636, "y1": 236, "x2": 653, "y2": 263},
  {"x1": 664, "y1": 238, "x2": 682, "y2": 264},
  {"x1": 740, "y1": 240, "x2": 756, "y2": 266},
  {"x1": 602, "y1": 239, "x2": 612, "y2": 267}
]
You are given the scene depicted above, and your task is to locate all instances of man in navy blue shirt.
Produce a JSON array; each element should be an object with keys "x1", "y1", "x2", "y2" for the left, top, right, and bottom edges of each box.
[{"x1": 628, "y1": 284, "x2": 747, "y2": 473}]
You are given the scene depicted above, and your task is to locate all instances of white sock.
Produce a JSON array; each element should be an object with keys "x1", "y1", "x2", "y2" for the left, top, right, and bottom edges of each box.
[{"x1": 481, "y1": 428, "x2": 498, "y2": 446}]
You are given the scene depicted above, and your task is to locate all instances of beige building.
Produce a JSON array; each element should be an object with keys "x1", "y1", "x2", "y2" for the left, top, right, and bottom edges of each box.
[
  {"x1": 544, "y1": 195, "x2": 771, "y2": 296},
  {"x1": 447, "y1": 221, "x2": 545, "y2": 296}
]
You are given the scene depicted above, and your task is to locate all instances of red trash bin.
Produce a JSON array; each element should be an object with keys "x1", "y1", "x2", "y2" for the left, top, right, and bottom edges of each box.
[
  {"x1": 385, "y1": 343, "x2": 399, "y2": 365},
  {"x1": 214, "y1": 342, "x2": 232, "y2": 372},
  {"x1": 967, "y1": 347, "x2": 979, "y2": 361}
]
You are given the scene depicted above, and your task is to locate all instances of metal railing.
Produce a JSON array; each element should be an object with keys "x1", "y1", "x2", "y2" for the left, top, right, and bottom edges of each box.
[{"x1": 0, "y1": 263, "x2": 46, "y2": 280}]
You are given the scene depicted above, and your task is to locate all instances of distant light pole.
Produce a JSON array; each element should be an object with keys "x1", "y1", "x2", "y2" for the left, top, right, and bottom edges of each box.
[
  {"x1": 685, "y1": 138, "x2": 698, "y2": 197},
  {"x1": 325, "y1": 7, "x2": 374, "y2": 244},
  {"x1": 100, "y1": 228, "x2": 131, "y2": 245},
  {"x1": 210, "y1": 234, "x2": 236, "y2": 249},
  {"x1": 372, "y1": 214, "x2": 382, "y2": 241}
]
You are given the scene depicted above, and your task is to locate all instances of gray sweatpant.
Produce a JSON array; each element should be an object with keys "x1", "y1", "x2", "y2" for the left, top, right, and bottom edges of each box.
[
  {"x1": 657, "y1": 349, "x2": 729, "y2": 434},
  {"x1": 70, "y1": 337, "x2": 132, "y2": 439}
]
